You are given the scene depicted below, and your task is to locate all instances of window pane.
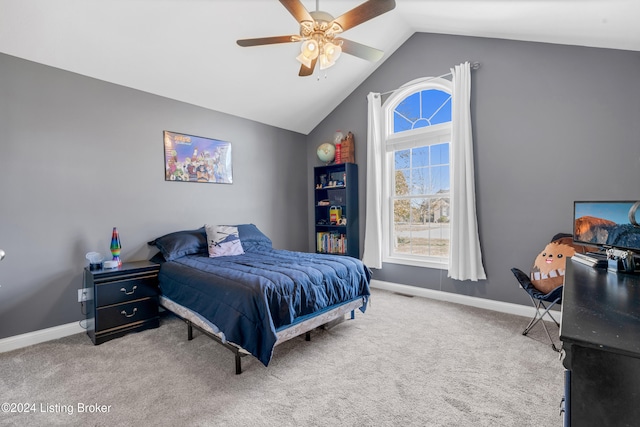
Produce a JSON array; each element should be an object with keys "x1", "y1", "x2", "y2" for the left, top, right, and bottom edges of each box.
[
  {"x1": 413, "y1": 118, "x2": 430, "y2": 129},
  {"x1": 421, "y1": 90, "x2": 447, "y2": 115},
  {"x1": 410, "y1": 198, "x2": 429, "y2": 225},
  {"x1": 431, "y1": 198, "x2": 450, "y2": 224},
  {"x1": 431, "y1": 165, "x2": 450, "y2": 193},
  {"x1": 408, "y1": 224, "x2": 431, "y2": 255},
  {"x1": 395, "y1": 93, "x2": 420, "y2": 123},
  {"x1": 429, "y1": 197, "x2": 450, "y2": 256},
  {"x1": 411, "y1": 146, "x2": 429, "y2": 167},
  {"x1": 427, "y1": 223, "x2": 450, "y2": 256},
  {"x1": 430, "y1": 98, "x2": 452, "y2": 125},
  {"x1": 393, "y1": 222, "x2": 411, "y2": 255},
  {"x1": 394, "y1": 93, "x2": 420, "y2": 133},
  {"x1": 410, "y1": 197, "x2": 435, "y2": 256},
  {"x1": 410, "y1": 167, "x2": 428, "y2": 195},
  {"x1": 395, "y1": 149, "x2": 410, "y2": 169},
  {"x1": 395, "y1": 170, "x2": 410, "y2": 196},
  {"x1": 421, "y1": 90, "x2": 451, "y2": 121},
  {"x1": 431, "y1": 143, "x2": 449, "y2": 165},
  {"x1": 393, "y1": 199, "x2": 410, "y2": 224},
  {"x1": 393, "y1": 111, "x2": 412, "y2": 133}
]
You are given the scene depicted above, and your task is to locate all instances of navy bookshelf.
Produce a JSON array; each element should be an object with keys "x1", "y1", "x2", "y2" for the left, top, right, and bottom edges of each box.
[{"x1": 314, "y1": 163, "x2": 359, "y2": 258}]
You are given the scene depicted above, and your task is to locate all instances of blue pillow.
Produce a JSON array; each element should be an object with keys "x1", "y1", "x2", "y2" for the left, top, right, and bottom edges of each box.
[
  {"x1": 235, "y1": 224, "x2": 273, "y2": 250},
  {"x1": 148, "y1": 227, "x2": 207, "y2": 261}
]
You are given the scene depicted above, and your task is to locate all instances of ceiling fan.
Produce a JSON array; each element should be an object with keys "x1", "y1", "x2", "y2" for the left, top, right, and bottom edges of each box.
[{"x1": 237, "y1": 0, "x2": 396, "y2": 77}]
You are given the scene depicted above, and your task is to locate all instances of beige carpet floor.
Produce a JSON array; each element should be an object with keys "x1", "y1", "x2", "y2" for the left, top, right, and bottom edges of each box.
[{"x1": 0, "y1": 288, "x2": 564, "y2": 426}]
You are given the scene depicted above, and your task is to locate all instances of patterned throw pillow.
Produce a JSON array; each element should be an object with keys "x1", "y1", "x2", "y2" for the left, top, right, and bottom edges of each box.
[{"x1": 205, "y1": 225, "x2": 245, "y2": 258}]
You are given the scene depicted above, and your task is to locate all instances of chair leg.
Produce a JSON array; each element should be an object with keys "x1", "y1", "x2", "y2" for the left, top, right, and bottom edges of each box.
[
  {"x1": 544, "y1": 308, "x2": 560, "y2": 327},
  {"x1": 522, "y1": 295, "x2": 561, "y2": 351},
  {"x1": 539, "y1": 315, "x2": 560, "y2": 352},
  {"x1": 522, "y1": 297, "x2": 544, "y2": 336}
]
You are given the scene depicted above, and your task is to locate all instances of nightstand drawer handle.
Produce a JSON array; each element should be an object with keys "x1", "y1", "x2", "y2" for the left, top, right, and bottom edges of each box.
[
  {"x1": 120, "y1": 285, "x2": 138, "y2": 295},
  {"x1": 120, "y1": 308, "x2": 138, "y2": 318}
]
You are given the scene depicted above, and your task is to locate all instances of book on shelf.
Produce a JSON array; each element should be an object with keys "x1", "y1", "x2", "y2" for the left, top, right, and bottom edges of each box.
[{"x1": 316, "y1": 231, "x2": 347, "y2": 255}]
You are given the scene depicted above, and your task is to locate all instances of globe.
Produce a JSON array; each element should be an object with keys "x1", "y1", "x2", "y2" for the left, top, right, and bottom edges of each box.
[{"x1": 317, "y1": 142, "x2": 336, "y2": 164}]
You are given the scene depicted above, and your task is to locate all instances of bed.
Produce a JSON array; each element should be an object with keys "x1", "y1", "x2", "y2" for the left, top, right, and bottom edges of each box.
[{"x1": 148, "y1": 224, "x2": 371, "y2": 373}]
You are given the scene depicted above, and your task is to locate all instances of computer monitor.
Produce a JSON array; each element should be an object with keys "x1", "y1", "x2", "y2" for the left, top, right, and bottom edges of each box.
[{"x1": 573, "y1": 201, "x2": 640, "y2": 254}]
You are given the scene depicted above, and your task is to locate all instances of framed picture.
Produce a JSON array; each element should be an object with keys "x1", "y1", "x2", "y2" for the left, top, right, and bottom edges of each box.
[{"x1": 163, "y1": 131, "x2": 233, "y2": 184}]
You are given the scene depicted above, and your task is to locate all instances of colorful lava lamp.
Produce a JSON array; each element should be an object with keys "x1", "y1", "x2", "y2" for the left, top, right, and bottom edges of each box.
[{"x1": 110, "y1": 227, "x2": 122, "y2": 266}]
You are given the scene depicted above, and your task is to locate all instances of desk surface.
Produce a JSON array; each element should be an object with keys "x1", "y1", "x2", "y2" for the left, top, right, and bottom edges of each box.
[{"x1": 560, "y1": 258, "x2": 640, "y2": 358}]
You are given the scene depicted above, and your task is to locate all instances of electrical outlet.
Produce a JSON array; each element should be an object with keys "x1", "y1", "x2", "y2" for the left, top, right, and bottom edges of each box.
[{"x1": 78, "y1": 288, "x2": 89, "y2": 302}]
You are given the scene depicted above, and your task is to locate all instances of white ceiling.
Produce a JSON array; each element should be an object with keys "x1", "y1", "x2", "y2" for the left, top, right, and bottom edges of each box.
[{"x1": 1, "y1": 0, "x2": 638, "y2": 135}]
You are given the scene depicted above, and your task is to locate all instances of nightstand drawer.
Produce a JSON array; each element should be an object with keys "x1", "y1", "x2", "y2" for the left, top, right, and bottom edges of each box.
[
  {"x1": 96, "y1": 297, "x2": 158, "y2": 332},
  {"x1": 95, "y1": 275, "x2": 158, "y2": 307}
]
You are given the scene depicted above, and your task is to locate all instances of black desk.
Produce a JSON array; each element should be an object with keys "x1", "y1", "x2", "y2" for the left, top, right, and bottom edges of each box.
[{"x1": 560, "y1": 259, "x2": 640, "y2": 426}]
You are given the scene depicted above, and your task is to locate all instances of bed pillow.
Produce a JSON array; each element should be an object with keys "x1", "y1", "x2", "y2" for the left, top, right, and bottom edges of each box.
[
  {"x1": 235, "y1": 223, "x2": 273, "y2": 250},
  {"x1": 147, "y1": 227, "x2": 207, "y2": 261},
  {"x1": 205, "y1": 224, "x2": 245, "y2": 257}
]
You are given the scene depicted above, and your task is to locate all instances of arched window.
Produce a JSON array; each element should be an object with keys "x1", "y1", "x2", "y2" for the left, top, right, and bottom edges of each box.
[{"x1": 382, "y1": 78, "x2": 452, "y2": 269}]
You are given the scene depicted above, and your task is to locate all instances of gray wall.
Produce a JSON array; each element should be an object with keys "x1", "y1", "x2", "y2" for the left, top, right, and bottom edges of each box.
[
  {"x1": 307, "y1": 33, "x2": 640, "y2": 306},
  {"x1": 0, "y1": 53, "x2": 308, "y2": 339},
  {"x1": 3, "y1": 31, "x2": 640, "y2": 340}
]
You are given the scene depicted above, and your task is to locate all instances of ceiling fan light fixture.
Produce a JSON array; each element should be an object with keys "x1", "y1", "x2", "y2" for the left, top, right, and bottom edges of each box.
[
  {"x1": 302, "y1": 39, "x2": 319, "y2": 58},
  {"x1": 324, "y1": 41, "x2": 341, "y2": 62},
  {"x1": 296, "y1": 52, "x2": 312, "y2": 68},
  {"x1": 318, "y1": 54, "x2": 333, "y2": 70},
  {"x1": 296, "y1": 39, "x2": 320, "y2": 67},
  {"x1": 318, "y1": 41, "x2": 342, "y2": 70}
]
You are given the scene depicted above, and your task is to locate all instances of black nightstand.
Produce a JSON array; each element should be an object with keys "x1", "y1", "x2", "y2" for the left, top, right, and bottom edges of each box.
[{"x1": 84, "y1": 260, "x2": 160, "y2": 345}]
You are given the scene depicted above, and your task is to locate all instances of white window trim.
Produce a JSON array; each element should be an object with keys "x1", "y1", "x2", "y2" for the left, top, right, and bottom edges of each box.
[{"x1": 381, "y1": 78, "x2": 452, "y2": 270}]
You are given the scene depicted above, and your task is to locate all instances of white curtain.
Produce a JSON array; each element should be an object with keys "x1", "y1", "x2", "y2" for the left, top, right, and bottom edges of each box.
[
  {"x1": 447, "y1": 62, "x2": 487, "y2": 281},
  {"x1": 362, "y1": 92, "x2": 383, "y2": 269}
]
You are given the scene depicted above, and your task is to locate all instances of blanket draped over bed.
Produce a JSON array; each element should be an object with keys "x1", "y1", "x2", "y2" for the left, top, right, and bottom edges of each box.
[{"x1": 158, "y1": 245, "x2": 371, "y2": 366}]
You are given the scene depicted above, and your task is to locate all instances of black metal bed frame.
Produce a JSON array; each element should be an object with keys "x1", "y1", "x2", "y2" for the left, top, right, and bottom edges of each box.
[{"x1": 166, "y1": 297, "x2": 364, "y2": 374}]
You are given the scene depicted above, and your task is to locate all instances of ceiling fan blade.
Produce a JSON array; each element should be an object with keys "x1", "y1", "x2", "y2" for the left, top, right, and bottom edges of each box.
[
  {"x1": 332, "y1": 0, "x2": 396, "y2": 32},
  {"x1": 237, "y1": 35, "x2": 298, "y2": 47},
  {"x1": 337, "y1": 38, "x2": 384, "y2": 62},
  {"x1": 279, "y1": 0, "x2": 313, "y2": 23},
  {"x1": 299, "y1": 57, "x2": 318, "y2": 77}
]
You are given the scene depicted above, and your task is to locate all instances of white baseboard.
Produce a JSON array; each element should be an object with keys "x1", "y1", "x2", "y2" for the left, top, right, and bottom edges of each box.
[
  {"x1": 0, "y1": 321, "x2": 85, "y2": 353},
  {"x1": 1, "y1": 282, "x2": 557, "y2": 354},
  {"x1": 370, "y1": 279, "x2": 560, "y2": 320}
]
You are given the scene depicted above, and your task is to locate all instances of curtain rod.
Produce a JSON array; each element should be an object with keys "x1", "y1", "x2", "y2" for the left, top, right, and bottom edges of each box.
[{"x1": 377, "y1": 61, "x2": 481, "y2": 97}]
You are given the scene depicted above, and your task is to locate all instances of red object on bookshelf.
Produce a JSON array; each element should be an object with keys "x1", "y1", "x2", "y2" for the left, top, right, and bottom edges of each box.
[{"x1": 335, "y1": 142, "x2": 342, "y2": 164}]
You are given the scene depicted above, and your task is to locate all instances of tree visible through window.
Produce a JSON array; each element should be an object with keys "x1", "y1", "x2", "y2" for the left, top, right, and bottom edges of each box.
[{"x1": 384, "y1": 81, "x2": 452, "y2": 268}]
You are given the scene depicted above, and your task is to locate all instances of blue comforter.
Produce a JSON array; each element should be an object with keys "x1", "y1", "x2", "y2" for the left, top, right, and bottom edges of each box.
[{"x1": 158, "y1": 247, "x2": 371, "y2": 366}]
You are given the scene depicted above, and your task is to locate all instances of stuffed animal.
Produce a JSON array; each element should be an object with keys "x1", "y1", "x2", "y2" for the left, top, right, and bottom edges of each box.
[{"x1": 530, "y1": 234, "x2": 595, "y2": 294}]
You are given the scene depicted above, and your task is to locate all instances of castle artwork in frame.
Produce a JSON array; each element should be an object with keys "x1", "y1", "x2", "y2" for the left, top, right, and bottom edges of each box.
[{"x1": 163, "y1": 130, "x2": 233, "y2": 184}]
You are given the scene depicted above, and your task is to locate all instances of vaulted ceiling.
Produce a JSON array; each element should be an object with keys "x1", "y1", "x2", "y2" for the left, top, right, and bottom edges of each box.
[{"x1": 1, "y1": 0, "x2": 638, "y2": 134}]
